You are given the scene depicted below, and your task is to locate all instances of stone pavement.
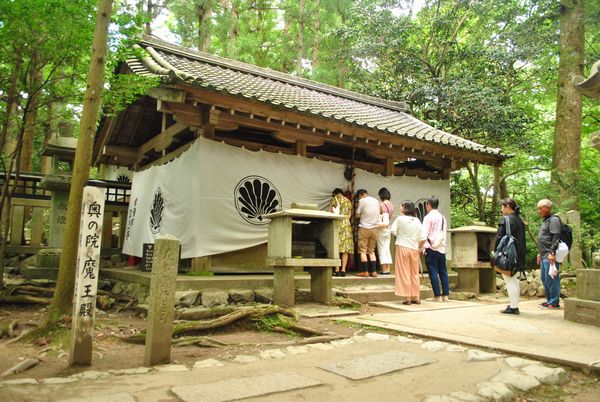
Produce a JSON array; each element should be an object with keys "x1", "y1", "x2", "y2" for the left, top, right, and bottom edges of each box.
[
  {"x1": 341, "y1": 299, "x2": 600, "y2": 372},
  {"x1": 0, "y1": 299, "x2": 597, "y2": 402}
]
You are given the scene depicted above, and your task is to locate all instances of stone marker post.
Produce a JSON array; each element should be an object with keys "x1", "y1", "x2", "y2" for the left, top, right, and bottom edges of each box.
[
  {"x1": 69, "y1": 185, "x2": 106, "y2": 366},
  {"x1": 566, "y1": 210, "x2": 583, "y2": 269},
  {"x1": 144, "y1": 234, "x2": 180, "y2": 366}
]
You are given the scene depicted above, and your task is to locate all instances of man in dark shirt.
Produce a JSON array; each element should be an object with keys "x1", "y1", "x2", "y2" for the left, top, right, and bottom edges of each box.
[{"x1": 536, "y1": 199, "x2": 562, "y2": 309}]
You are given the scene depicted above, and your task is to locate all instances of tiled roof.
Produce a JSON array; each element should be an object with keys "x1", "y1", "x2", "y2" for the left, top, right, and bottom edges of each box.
[{"x1": 126, "y1": 36, "x2": 503, "y2": 158}]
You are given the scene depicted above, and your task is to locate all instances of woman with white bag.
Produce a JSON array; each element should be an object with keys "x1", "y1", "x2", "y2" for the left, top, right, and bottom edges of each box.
[{"x1": 377, "y1": 188, "x2": 394, "y2": 275}]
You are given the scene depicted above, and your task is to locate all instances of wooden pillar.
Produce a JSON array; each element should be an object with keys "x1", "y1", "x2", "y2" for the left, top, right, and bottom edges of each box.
[
  {"x1": 102, "y1": 211, "x2": 113, "y2": 249},
  {"x1": 10, "y1": 205, "x2": 25, "y2": 245},
  {"x1": 30, "y1": 207, "x2": 44, "y2": 246},
  {"x1": 296, "y1": 141, "x2": 307, "y2": 157},
  {"x1": 384, "y1": 157, "x2": 394, "y2": 177}
]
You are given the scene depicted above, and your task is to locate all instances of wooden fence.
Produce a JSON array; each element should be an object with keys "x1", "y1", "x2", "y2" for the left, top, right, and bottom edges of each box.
[{"x1": 1, "y1": 173, "x2": 131, "y2": 255}]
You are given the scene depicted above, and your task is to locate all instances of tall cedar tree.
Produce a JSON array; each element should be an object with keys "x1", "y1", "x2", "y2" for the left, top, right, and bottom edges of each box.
[{"x1": 47, "y1": 0, "x2": 114, "y2": 321}]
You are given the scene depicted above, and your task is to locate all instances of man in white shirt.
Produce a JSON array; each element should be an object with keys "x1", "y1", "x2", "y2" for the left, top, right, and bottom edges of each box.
[
  {"x1": 355, "y1": 189, "x2": 380, "y2": 277},
  {"x1": 422, "y1": 196, "x2": 450, "y2": 301}
]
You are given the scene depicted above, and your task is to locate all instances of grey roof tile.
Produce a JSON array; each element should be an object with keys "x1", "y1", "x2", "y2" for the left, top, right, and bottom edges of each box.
[{"x1": 127, "y1": 36, "x2": 503, "y2": 158}]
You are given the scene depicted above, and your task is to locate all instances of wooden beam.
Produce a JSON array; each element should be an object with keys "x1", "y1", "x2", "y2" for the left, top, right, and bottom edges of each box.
[
  {"x1": 138, "y1": 142, "x2": 194, "y2": 171},
  {"x1": 138, "y1": 122, "x2": 188, "y2": 158},
  {"x1": 103, "y1": 145, "x2": 138, "y2": 166},
  {"x1": 218, "y1": 112, "x2": 447, "y2": 165},
  {"x1": 147, "y1": 87, "x2": 187, "y2": 103},
  {"x1": 181, "y1": 85, "x2": 502, "y2": 165},
  {"x1": 273, "y1": 131, "x2": 325, "y2": 147}
]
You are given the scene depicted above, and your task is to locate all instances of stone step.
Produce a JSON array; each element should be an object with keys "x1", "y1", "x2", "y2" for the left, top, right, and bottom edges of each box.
[{"x1": 336, "y1": 287, "x2": 434, "y2": 303}]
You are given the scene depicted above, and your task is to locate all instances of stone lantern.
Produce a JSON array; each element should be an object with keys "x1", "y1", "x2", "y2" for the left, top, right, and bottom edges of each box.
[{"x1": 30, "y1": 136, "x2": 77, "y2": 278}]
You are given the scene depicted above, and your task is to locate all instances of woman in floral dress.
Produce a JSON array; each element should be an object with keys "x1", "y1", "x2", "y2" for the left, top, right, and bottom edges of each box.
[{"x1": 330, "y1": 188, "x2": 354, "y2": 276}]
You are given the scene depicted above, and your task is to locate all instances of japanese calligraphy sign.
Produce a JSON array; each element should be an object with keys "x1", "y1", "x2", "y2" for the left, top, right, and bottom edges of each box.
[
  {"x1": 69, "y1": 185, "x2": 106, "y2": 366},
  {"x1": 142, "y1": 243, "x2": 154, "y2": 272}
]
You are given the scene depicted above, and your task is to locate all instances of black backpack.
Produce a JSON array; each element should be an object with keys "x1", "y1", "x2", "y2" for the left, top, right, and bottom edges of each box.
[
  {"x1": 554, "y1": 215, "x2": 573, "y2": 249},
  {"x1": 492, "y1": 216, "x2": 519, "y2": 273}
]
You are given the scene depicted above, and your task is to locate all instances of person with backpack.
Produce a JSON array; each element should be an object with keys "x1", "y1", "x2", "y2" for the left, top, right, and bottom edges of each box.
[
  {"x1": 493, "y1": 198, "x2": 527, "y2": 315},
  {"x1": 536, "y1": 199, "x2": 562, "y2": 309}
]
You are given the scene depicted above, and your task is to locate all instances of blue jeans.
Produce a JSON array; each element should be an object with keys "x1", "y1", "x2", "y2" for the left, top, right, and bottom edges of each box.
[
  {"x1": 540, "y1": 258, "x2": 561, "y2": 306},
  {"x1": 425, "y1": 249, "x2": 449, "y2": 296}
]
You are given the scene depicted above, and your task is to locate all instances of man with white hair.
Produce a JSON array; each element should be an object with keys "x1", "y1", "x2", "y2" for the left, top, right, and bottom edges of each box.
[{"x1": 536, "y1": 199, "x2": 562, "y2": 309}]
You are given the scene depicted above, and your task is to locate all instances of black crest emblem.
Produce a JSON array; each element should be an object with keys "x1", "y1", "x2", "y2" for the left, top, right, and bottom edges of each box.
[
  {"x1": 149, "y1": 187, "x2": 164, "y2": 234},
  {"x1": 415, "y1": 198, "x2": 428, "y2": 222},
  {"x1": 234, "y1": 176, "x2": 281, "y2": 225}
]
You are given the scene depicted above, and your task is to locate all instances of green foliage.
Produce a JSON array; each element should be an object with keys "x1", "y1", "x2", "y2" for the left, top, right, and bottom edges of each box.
[{"x1": 103, "y1": 74, "x2": 161, "y2": 116}]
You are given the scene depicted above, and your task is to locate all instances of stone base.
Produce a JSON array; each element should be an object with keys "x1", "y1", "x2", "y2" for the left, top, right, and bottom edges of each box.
[
  {"x1": 36, "y1": 248, "x2": 62, "y2": 267},
  {"x1": 20, "y1": 266, "x2": 59, "y2": 280},
  {"x1": 576, "y1": 269, "x2": 600, "y2": 301},
  {"x1": 456, "y1": 267, "x2": 495, "y2": 295},
  {"x1": 21, "y1": 248, "x2": 62, "y2": 280},
  {"x1": 564, "y1": 298, "x2": 600, "y2": 327}
]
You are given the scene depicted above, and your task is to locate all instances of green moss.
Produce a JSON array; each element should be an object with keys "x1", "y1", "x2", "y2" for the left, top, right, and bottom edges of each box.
[{"x1": 253, "y1": 313, "x2": 298, "y2": 336}]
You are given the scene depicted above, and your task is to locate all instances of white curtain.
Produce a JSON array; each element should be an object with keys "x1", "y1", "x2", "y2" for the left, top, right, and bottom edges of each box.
[{"x1": 123, "y1": 137, "x2": 450, "y2": 259}]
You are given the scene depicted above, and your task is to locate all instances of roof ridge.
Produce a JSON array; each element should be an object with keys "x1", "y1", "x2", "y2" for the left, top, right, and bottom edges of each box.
[{"x1": 140, "y1": 35, "x2": 410, "y2": 113}]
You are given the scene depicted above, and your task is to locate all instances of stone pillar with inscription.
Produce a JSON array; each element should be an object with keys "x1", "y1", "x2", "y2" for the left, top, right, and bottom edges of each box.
[
  {"x1": 566, "y1": 210, "x2": 583, "y2": 269},
  {"x1": 69, "y1": 185, "x2": 105, "y2": 366},
  {"x1": 144, "y1": 234, "x2": 180, "y2": 365}
]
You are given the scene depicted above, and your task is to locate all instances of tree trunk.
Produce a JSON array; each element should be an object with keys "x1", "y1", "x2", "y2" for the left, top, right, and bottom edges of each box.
[
  {"x1": 47, "y1": 0, "x2": 114, "y2": 322},
  {"x1": 296, "y1": 0, "x2": 305, "y2": 75},
  {"x1": 312, "y1": 1, "x2": 320, "y2": 69},
  {"x1": 20, "y1": 69, "x2": 41, "y2": 173},
  {"x1": 0, "y1": 46, "x2": 23, "y2": 155},
  {"x1": 550, "y1": 0, "x2": 584, "y2": 211},
  {"x1": 146, "y1": 0, "x2": 153, "y2": 35},
  {"x1": 230, "y1": 4, "x2": 239, "y2": 57},
  {"x1": 466, "y1": 162, "x2": 485, "y2": 222},
  {"x1": 197, "y1": 1, "x2": 213, "y2": 52},
  {"x1": 491, "y1": 164, "x2": 501, "y2": 223},
  {"x1": 281, "y1": 5, "x2": 292, "y2": 72}
]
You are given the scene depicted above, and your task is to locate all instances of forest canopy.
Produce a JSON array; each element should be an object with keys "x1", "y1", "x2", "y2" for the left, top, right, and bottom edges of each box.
[{"x1": 1, "y1": 0, "x2": 599, "y2": 265}]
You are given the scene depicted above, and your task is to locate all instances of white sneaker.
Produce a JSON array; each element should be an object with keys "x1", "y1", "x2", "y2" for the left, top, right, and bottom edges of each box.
[{"x1": 442, "y1": 295, "x2": 449, "y2": 302}]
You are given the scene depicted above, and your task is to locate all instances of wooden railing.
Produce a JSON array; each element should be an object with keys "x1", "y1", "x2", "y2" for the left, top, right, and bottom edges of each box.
[{"x1": 1, "y1": 173, "x2": 131, "y2": 255}]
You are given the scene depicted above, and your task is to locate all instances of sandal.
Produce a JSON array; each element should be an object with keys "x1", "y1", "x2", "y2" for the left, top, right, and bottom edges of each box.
[
  {"x1": 402, "y1": 300, "x2": 412, "y2": 305},
  {"x1": 412, "y1": 300, "x2": 421, "y2": 304}
]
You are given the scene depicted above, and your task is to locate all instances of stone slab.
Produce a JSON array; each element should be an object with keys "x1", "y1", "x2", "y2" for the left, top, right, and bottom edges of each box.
[
  {"x1": 372, "y1": 299, "x2": 484, "y2": 312},
  {"x1": 59, "y1": 393, "x2": 136, "y2": 402},
  {"x1": 337, "y1": 287, "x2": 433, "y2": 303},
  {"x1": 171, "y1": 372, "x2": 321, "y2": 402},
  {"x1": 293, "y1": 303, "x2": 360, "y2": 318},
  {"x1": 564, "y1": 298, "x2": 600, "y2": 327},
  {"x1": 337, "y1": 300, "x2": 600, "y2": 372},
  {"x1": 576, "y1": 269, "x2": 600, "y2": 301},
  {"x1": 318, "y1": 350, "x2": 436, "y2": 380}
]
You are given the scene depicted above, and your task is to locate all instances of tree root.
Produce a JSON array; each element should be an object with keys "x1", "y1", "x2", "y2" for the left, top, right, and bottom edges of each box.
[
  {"x1": 172, "y1": 305, "x2": 296, "y2": 336},
  {"x1": 177, "y1": 306, "x2": 236, "y2": 320},
  {"x1": 172, "y1": 336, "x2": 228, "y2": 348},
  {"x1": 118, "y1": 305, "x2": 298, "y2": 344},
  {"x1": 0, "y1": 294, "x2": 51, "y2": 304},
  {"x1": 0, "y1": 319, "x2": 18, "y2": 338}
]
